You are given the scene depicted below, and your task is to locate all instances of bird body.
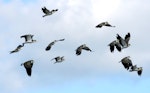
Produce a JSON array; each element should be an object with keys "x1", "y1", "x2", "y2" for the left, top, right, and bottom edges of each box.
[
  {"x1": 21, "y1": 34, "x2": 36, "y2": 44},
  {"x1": 120, "y1": 56, "x2": 133, "y2": 70},
  {"x1": 51, "y1": 56, "x2": 65, "y2": 64},
  {"x1": 21, "y1": 60, "x2": 34, "y2": 76},
  {"x1": 76, "y1": 44, "x2": 92, "y2": 55},
  {"x1": 130, "y1": 65, "x2": 143, "y2": 76},
  {"x1": 42, "y1": 7, "x2": 58, "y2": 17},
  {"x1": 96, "y1": 22, "x2": 115, "y2": 28}
]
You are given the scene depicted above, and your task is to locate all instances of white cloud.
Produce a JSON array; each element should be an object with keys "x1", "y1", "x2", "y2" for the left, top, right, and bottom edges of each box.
[{"x1": 1, "y1": 0, "x2": 150, "y2": 93}]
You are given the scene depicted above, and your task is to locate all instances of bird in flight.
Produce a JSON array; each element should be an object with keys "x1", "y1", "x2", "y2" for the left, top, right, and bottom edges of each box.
[
  {"x1": 129, "y1": 65, "x2": 143, "y2": 76},
  {"x1": 96, "y1": 22, "x2": 115, "y2": 28},
  {"x1": 45, "y1": 38, "x2": 65, "y2": 51},
  {"x1": 119, "y1": 56, "x2": 133, "y2": 70},
  {"x1": 21, "y1": 34, "x2": 36, "y2": 44},
  {"x1": 76, "y1": 44, "x2": 93, "y2": 55},
  {"x1": 51, "y1": 56, "x2": 65, "y2": 64},
  {"x1": 21, "y1": 60, "x2": 34, "y2": 76},
  {"x1": 42, "y1": 6, "x2": 58, "y2": 17}
]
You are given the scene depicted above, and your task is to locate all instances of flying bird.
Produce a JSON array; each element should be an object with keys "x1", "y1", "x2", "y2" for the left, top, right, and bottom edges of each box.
[
  {"x1": 42, "y1": 6, "x2": 58, "y2": 17},
  {"x1": 119, "y1": 56, "x2": 133, "y2": 70},
  {"x1": 130, "y1": 65, "x2": 143, "y2": 76},
  {"x1": 108, "y1": 40, "x2": 122, "y2": 52},
  {"x1": 10, "y1": 43, "x2": 24, "y2": 54},
  {"x1": 96, "y1": 22, "x2": 115, "y2": 28},
  {"x1": 76, "y1": 44, "x2": 93, "y2": 55},
  {"x1": 116, "y1": 33, "x2": 130, "y2": 49},
  {"x1": 51, "y1": 56, "x2": 65, "y2": 64},
  {"x1": 45, "y1": 38, "x2": 65, "y2": 51},
  {"x1": 21, "y1": 34, "x2": 36, "y2": 44},
  {"x1": 21, "y1": 60, "x2": 34, "y2": 76}
]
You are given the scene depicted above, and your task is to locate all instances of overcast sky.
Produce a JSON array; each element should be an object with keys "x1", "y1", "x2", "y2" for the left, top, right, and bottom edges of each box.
[{"x1": 0, "y1": 0, "x2": 150, "y2": 93}]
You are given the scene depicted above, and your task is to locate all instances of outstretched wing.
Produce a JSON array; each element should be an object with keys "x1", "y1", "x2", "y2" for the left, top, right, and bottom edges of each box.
[
  {"x1": 115, "y1": 42, "x2": 121, "y2": 52},
  {"x1": 125, "y1": 33, "x2": 130, "y2": 44},
  {"x1": 42, "y1": 7, "x2": 50, "y2": 14},
  {"x1": 25, "y1": 68, "x2": 32, "y2": 76},
  {"x1": 96, "y1": 22, "x2": 105, "y2": 28},
  {"x1": 45, "y1": 42, "x2": 55, "y2": 51},
  {"x1": 82, "y1": 46, "x2": 92, "y2": 51},
  {"x1": 76, "y1": 47, "x2": 82, "y2": 55}
]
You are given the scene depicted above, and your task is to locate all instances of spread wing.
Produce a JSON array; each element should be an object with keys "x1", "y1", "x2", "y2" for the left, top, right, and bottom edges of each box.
[
  {"x1": 25, "y1": 68, "x2": 32, "y2": 76},
  {"x1": 45, "y1": 42, "x2": 55, "y2": 51},
  {"x1": 125, "y1": 33, "x2": 130, "y2": 44}
]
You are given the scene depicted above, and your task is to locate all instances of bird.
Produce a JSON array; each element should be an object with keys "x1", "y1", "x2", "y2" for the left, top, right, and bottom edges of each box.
[
  {"x1": 21, "y1": 60, "x2": 34, "y2": 76},
  {"x1": 51, "y1": 56, "x2": 65, "y2": 64},
  {"x1": 42, "y1": 6, "x2": 58, "y2": 17},
  {"x1": 21, "y1": 34, "x2": 36, "y2": 44},
  {"x1": 45, "y1": 38, "x2": 65, "y2": 51},
  {"x1": 108, "y1": 40, "x2": 122, "y2": 52},
  {"x1": 119, "y1": 56, "x2": 133, "y2": 70},
  {"x1": 129, "y1": 65, "x2": 143, "y2": 76},
  {"x1": 96, "y1": 21, "x2": 115, "y2": 28},
  {"x1": 75, "y1": 44, "x2": 93, "y2": 55},
  {"x1": 116, "y1": 33, "x2": 130, "y2": 49},
  {"x1": 10, "y1": 43, "x2": 24, "y2": 54}
]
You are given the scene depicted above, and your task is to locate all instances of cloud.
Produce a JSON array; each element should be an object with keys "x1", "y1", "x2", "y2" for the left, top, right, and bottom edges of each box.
[{"x1": 1, "y1": 0, "x2": 150, "y2": 93}]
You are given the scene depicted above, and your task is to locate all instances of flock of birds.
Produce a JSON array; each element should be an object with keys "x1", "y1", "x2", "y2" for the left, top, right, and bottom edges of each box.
[{"x1": 10, "y1": 6, "x2": 142, "y2": 77}]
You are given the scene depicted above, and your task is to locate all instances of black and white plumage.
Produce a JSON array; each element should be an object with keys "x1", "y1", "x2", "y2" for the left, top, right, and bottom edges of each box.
[
  {"x1": 119, "y1": 56, "x2": 133, "y2": 70},
  {"x1": 108, "y1": 40, "x2": 121, "y2": 52},
  {"x1": 130, "y1": 65, "x2": 138, "y2": 72},
  {"x1": 51, "y1": 56, "x2": 65, "y2": 64},
  {"x1": 21, "y1": 34, "x2": 36, "y2": 44},
  {"x1": 45, "y1": 39, "x2": 65, "y2": 51},
  {"x1": 21, "y1": 60, "x2": 34, "y2": 76},
  {"x1": 10, "y1": 43, "x2": 24, "y2": 54},
  {"x1": 116, "y1": 33, "x2": 130, "y2": 48},
  {"x1": 130, "y1": 65, "x2": 143, "y2": 76},
  {"x1": 96, "y1": 22, "x2": 115, "y2": 28},
  {"x1": 42, "y1": 6, "x2": 58, "y2": 17},
  {"x1": 76, "y1": 44, "x2": 93, "y2": 55}
]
